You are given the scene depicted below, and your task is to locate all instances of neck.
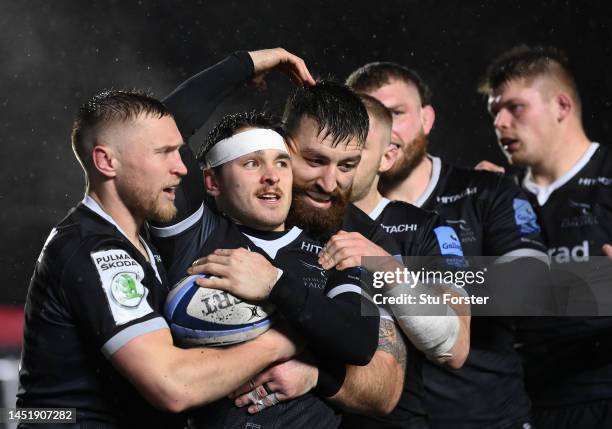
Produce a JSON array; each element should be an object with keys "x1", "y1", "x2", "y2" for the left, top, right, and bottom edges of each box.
[
  {"x1": 384, "y1": 156, "x2": 433, "y2": 205},
  {"x1": 530, "y1": 129, "x2": 591, "y2": 186},
  {"x1": 354, "y1": 186, "x2": 383, "y2": 215},
  {"x1": 88, "y1": 188, "x2": 143, "y2": 246}
]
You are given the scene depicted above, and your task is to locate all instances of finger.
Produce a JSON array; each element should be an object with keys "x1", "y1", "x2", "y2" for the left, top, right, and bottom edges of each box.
[
  {"x1": 229, "y1": 381, "x2": 251, "y2": 399},
  {"x1": 201, "y1": 254, "x2": 231, "y2": 265},
  {"x1": 247, "y1": 392, "x2": 284, "y2": 414},
  {"x1": 324, "y1": 240, "x2": 359, "y2": 263},
  {"x1": 230, "y1": 371, "x2": 275, "y2": 398},
  {"x1": 195, "y1": 276, "x2": 232, "y2": 291},
  {"x1": 475, "y1": 160, "x2": 505, "y2": 173},
  {"x1": 336, "y1": 256, "x2": 362, "y2": 271},
  {"x1": 603, "y1": 244, "x2": 612, "y2": 258},
  {"x1": 294, "y1": 60, "x2": 315, "y2": 86},
  {"x1": 187, "y1": 255, "x2": 231, "y2": 274},
  {"x1": 188, "y1": 260, "x2": 230, "y2": 276},
  {"x1": 213, "y1": 248, "x2": 238, "y2": 256},
  {"x1": 234, "y1": 391, "x2": 252, "y2": 407}
]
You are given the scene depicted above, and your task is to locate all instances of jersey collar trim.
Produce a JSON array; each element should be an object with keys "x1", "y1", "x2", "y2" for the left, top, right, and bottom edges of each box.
[
  {"x1": 523, "y1": 142, "x2": 600, "y2": 206},
  {"x1": 243, "y1": 226, "x2": 303, "y2": 259},
  {"x1": 368, "y1": 197, "x2": 392, "y2": 221},
  {"x1": 414, "y1": 155, "x2": 441, "y2": 208},
  {"x1": 82, "y1": 195, "x2": 162, "y2": 282}
]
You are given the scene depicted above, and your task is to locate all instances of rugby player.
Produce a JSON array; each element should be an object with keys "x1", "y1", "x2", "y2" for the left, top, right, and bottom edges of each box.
[
  {"x1": 17, "y1": 90, "x2": 299, "y2": 428},
  {"x1": 150, "y1": 51, "x2": 380, "y2": 428},
  {"x1": 479, "y1": 45, "x2": 612, "y2": 428},
  {"x1": 151, "y1": 110, "x2": 380, "y2": 429},
  {"x1": 230, "y1": 93, "x2": 471, "y2": 429},
  {"x1": 345, "y1": 61, "x2": 548, "y2": 428}
]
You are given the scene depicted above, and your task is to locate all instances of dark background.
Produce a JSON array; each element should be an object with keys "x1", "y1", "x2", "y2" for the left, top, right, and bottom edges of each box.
[{"x1": 2, "y1": 0, "x2": 611, "y2": 305}]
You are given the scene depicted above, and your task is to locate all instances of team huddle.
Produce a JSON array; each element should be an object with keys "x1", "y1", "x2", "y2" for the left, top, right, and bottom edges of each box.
[{"x1": 17, "y1": 45, "x2": 612, "y2": 429}]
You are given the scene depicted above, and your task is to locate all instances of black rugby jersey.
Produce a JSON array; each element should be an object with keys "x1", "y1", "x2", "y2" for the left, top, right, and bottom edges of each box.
[
  {"x1": 151, "y1": 208, "x2": 378, "y2": 429},
  {"x1": 17, "y1": 197, "x2": 176, "y2": 428},
  {"x1": 516, "y1": 142, "x2": 612, "y2": 408},
  {"x1": 342, "y1": 198, "x2": 460, "y2": 429},
  {"x1": 415, "y1": 156, "x2": 547, "y2": 429}
]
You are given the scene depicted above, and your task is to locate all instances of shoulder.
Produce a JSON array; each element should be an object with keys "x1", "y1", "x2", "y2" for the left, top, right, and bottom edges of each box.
[
  {"x1": 42, "y1": 206, "x2": 117, "y2": 264},
  {"x1": 385, "y1": 200, "x2": 438, "y2": 223},
  {"x1": 342, "y1": 204, "x2": 379, "y2": 237},
  {"x1": 46, "y1": 206, "x2": 139, "y2": 280}
]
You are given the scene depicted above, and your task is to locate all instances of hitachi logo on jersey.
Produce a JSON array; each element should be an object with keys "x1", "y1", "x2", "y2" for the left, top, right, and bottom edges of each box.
[
  {"x1": 95, "y1": 253, "x2": 140, "y2": 270},
  {"x1": 548, "y1": 241, "x2": 590, "y2": 263},
  {"x1": 436, "y1": 187, "x2": 477, "y2": 204},
  {"x1": 578, "y1": 177, "x2": 612, "y2": 186},
  {"x1": 381, "y1": 223, "x2": 418, "y2": 233},
  {"x1": 301, "y1": 241, "x2": 323, "y2": 254}
]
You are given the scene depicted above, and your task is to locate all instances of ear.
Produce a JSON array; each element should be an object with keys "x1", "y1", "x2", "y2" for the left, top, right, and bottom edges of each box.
[
  {"x1": 203, "y1": 168, "x2": 221, "y2": 196},
  {"x1": 92, "y1": 145, "x2": 117, "y2": 178},
  {"x1": 380, "y1": 143, "x2": 399, "y2": 173},
  {"x1": 421, "y1": 105, "x2": 436, "y2": 136},
  {"x1": 556, "y1": 93, "x2": 573, "y2": 122}
]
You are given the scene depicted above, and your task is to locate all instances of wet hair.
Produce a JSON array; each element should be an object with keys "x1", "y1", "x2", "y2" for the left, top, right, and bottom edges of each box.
[
  {"x1": 282, "y1": 80, "x2": 369, "y2": 147},
  {"x1": 358, "y1": 93, "x2": 392, "y2": 129},
  {"x1": 346, "y1": 62, "x2": 432, "y2": 106},
  {"x1": 196, "y1": 111, "x2": 285, "y2": 165},
  {"x1": 478, "y1": 45, "x2": 581, "y2": 112},
  {"x1": 71, "y1": 89, "x2": 170, "y2": 173}
]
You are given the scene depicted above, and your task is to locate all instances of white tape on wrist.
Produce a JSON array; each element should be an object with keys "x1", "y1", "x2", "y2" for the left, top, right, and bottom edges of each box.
[{"x1": 205, "y1": 128, "x2": 288, "y2": 168}]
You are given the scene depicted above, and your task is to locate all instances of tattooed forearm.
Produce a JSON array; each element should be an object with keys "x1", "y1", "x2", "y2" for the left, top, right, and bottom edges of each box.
[{"x1": 378, "y1": 318, "x2": 407, "y2": 368}]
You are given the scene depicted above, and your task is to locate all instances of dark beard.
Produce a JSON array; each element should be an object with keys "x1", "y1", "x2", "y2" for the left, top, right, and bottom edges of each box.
[
  {"x1": 379, "y1": 130, "x2": 427, "y2": 194},
  {"x1": 286, "y1": 185, "x2": 350, "y2": 241}
]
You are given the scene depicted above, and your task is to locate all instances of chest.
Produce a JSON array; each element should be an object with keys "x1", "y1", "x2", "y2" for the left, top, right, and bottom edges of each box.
[
  {"x1": 535, "y1": 185, "x2": 612, "y2": 261},
  {"x1": 424, "y1": 195, "x2": 486, "y2": 256}
]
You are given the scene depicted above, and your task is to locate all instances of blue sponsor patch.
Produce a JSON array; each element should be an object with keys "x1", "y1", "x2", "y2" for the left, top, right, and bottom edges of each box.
[
  {"x1": 513, "y1": 198, "x2": 541, "y2": 235},
  {"x1": 434, "y1": 226, "x2": 464, "y2": 257}
]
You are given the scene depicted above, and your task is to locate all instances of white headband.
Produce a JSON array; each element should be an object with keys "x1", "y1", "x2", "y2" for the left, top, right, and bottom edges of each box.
[{"x1": 205, "y1": 128, "x2": 288, "y2": 168}]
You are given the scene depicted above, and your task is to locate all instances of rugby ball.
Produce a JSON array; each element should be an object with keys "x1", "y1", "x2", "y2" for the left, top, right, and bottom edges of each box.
[{"x1": 164, "y1": 274, "x2": 275, "y2": 347}]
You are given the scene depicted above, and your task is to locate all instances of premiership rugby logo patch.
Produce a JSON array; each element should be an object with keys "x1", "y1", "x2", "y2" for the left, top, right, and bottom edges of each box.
[
  {"x1": 433, "y1": 226, "x2": 464, "y2": 257},
  {"x1": 513, "y1": 198, "x2": 541, "y2": 235},
  {"x1": 91, "y1": 249, "x2": 153, "y2": 325}
]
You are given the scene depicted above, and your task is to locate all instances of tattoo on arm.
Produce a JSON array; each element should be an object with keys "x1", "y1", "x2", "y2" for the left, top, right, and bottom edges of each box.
[{"x1": 378, "y1": 318, "x2": 407, "y2": 368}]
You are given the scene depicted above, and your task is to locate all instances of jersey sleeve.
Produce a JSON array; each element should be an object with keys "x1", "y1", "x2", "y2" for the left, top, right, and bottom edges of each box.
[
  {"x1": 269, "y1": 267, "x2": 379, "y2": 366},
  {"x1": 162, "y1": 51, "x2": 254, "y2": 139},
  {"x1": 60, "y1": 238, "x2": 168, "y2": 359},
  {"x1": 483, "y1": 175, "x2": 548, "y2": 257}
]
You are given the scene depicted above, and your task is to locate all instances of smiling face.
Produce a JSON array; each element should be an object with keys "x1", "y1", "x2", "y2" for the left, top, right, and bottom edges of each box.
[
  {"x1": 111, "y1": 114, "x2": 187, "y2": 223},
  {"x1": 285, "y1": 116, "x2": 362, "y2": 236},
  {"x1": 488, "y1": 77, "x2": 558, "y2": 167},
  {"x1": 205, "y1": 129, "x2": 293, "y2": 232}
]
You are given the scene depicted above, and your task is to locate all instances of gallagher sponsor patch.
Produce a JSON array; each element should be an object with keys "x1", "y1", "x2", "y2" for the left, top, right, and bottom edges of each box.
[
  {"x1": 434, "y1": 226, "x2": 464, "y2": 256},
  {"x1": 91, "y1": 249, "x2": 153, "y2": 325},
  {"x1": 513, "y1": 198, "x2": 541, "y2": 235}
]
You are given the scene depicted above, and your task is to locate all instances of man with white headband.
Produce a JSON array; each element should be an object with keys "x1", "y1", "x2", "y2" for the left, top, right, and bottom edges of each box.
[
  {"x1": 156, "y1": 50, "x2": 470, "y2": 427},
  {"x1": 150, "y1": 65, "x2": 380, "y2": 427}
]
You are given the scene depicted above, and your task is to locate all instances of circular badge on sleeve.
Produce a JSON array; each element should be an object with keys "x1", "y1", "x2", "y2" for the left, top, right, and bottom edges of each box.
[{"x1": 111, "y1": 272, "x2": 145, "y2": 307}]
